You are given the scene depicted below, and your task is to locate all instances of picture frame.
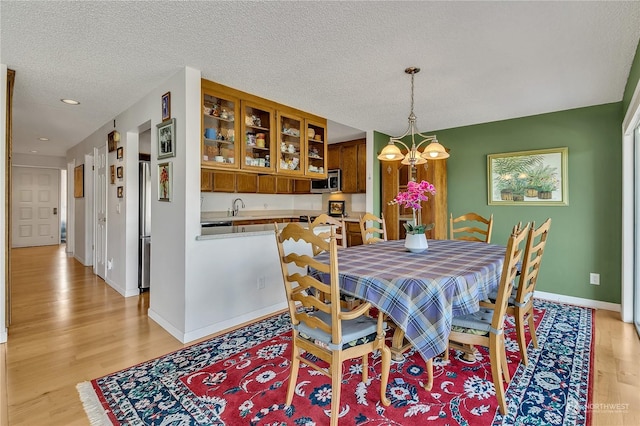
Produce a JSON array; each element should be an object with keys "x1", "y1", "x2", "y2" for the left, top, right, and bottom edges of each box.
[
  {"x1": 110, "y1": 165, "x2": 115, "y2": 184},
  {"x1": 161, "y1": 91, "x2": 171, "y2": 121},
  {"x1": 117, "y1": 186, "x2": 123, "y2": 198},
  {"x1": 328, "y1": 200, "x2": 345, "y2": 217},
  {"x1": 117, "y1": 166, "x2": 123, "y2": 179},
  {"x1": 158, "y1": 161, "x2": 172, "y2": 202},
  {"x1": 74, "y1": 164, "x2": 84, "y2": 198},
  {"x1": 117, "y1": 146, "x2": 124, "y2": 160},
  {"x1": 157, "y1": 118, "x2": 176, "y2": 159},
  {"x1": 487, "y1": 147, "x2": 568, "y2": 206}
]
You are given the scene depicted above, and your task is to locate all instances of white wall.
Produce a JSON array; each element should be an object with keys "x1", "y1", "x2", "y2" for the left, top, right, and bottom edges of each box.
[
  {"x1": 12, "y1": 153, "x2": 66, "y2": 169},
  {"x1": 1, "y1": 64, "x2": 8, "y2": 343}
]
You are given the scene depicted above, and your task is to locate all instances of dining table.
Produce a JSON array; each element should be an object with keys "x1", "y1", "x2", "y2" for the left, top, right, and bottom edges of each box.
[{"x1": 311, "y1": 238, "x2": 507, "y2": 371}]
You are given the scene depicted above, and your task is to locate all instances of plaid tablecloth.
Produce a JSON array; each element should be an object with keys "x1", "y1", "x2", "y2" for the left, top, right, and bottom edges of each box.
[{"x1": 312, "y1": 239, "x2": 506, "y2": 360}]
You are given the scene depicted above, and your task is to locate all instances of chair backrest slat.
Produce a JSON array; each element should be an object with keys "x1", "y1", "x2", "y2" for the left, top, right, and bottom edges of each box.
[
  {"x1": 359, "y1": 213, "x2": 387, "y2": 244},
  {"x1": 450, "y1": 212, "x2": 494, "y2": 243},
  {"x1": 309, "y1": 213, "x2": 347, "y2": 254}
]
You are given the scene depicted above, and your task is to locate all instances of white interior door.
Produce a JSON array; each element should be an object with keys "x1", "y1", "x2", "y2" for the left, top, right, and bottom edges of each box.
[
  {"x1": 94, "y1": 146, "x2": 107, "y2": 279},
  {"x1": 11, "y1": 167, "x2": 60, "y2": 248},
  {"x1": 634, "y1": 124, "x2": 640, "y2": 337}
]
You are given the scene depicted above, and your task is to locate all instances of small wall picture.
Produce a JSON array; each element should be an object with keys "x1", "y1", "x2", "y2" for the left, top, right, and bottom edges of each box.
[
  {"x1": 328, "y1": 200, "x2": 345, "y2": 217},
  {"x1": 110, "y1": 165, "x2": 115, "y2": 184},
  {"x1": 162, "y1": 91, "x2": 171, "y2": 121},
  {"x1": 117, "y1": 186, "x2": 123, "y2": 198},
  {"x1": 117, "y1": 146, "x2": 124, "y2": 160},
  {"x1": 158, "y1": 161, "x2": 172, "y2": 202},
  {"x1": 157, "y1": 118, "x2": 176, "y2": 159},
  {"x1": 74, "y1": 164, "x2": 84, "y2": 198},
  {"x1": 108, "y1": 130, "x2": 119, "y2": 152},
  {"x1": 117, "y1": 166, "x2": 123, "y2": 179}
]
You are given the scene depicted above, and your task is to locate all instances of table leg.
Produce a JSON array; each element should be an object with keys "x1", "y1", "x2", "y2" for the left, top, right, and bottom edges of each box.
[
  {"x1": 423, "y1": 358, "x2": 433, "y2": 391},
  {"x1": 390, "y1": 326, "x2": 411, "y2": 362}
]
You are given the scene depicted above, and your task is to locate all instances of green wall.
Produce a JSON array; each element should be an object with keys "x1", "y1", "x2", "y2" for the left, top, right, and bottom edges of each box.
[{"x1": 373, "y1": 103, "x2": 623, "y2": 303}]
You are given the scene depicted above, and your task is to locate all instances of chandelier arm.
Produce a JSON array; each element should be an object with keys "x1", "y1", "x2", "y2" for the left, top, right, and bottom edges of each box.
[{"x1": 388, "y1": 138, "x2": 411, "y2": 151}]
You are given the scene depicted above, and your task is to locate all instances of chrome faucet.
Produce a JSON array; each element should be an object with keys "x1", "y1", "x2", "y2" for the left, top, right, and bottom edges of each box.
[{"x1": 232, "y1": 198, "x2": 245, "y2": 216}]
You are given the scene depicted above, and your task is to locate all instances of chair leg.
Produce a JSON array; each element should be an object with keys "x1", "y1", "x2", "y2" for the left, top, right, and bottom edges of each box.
[
  {"x1": 515, "y1": 307, "x2": 529, "y2": 366},
  {"x1": 500, "y1": 335, "x2": 510, "y2": 384},
  {"x1": 361, "y1": 354, "x2": 369, "y2": 382},
  {"x1": 443, "y1": 342, "x2": 450, "y2": 361},
  {"x1": 379, "y1": 345, "x2": 391, "y2": 406},
  {"x1": 527, "y1": 307, "x2": 538, "y2": 349},
  {"x1": 286, "y1": 342, "x2": 301, "y2": 405},
  {"x1": 489, "y1": 334, "x2": 508, "y2": 415},
  {"x1": 423, "y1": 357, "x2": 434, "y2": 391},
  {"x1": 329, "y1": 353, "x2": 342, "y2": 426}
]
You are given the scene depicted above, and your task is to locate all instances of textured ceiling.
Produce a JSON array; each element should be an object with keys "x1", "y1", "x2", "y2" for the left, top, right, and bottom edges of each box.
[{"x1": 2, "y1": 1, "x2": 640, "y2": 157}]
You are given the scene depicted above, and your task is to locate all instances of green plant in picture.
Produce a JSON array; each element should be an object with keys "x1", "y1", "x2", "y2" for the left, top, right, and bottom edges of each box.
[{"x1": 492, "y1": 155, "x2": 542, "y2": 200}]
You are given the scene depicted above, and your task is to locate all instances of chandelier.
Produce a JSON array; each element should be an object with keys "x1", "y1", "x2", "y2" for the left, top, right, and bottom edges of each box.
[{"x1": 377, "y1": 67, "x2": 449, "y2": 167}]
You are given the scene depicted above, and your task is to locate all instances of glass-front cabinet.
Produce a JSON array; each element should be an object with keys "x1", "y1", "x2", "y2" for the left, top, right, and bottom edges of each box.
[
  {"x1": 305, "y1": 119, "x2": 327, "y2": 178},
  {"x1": 241, "y1": 101, "x2": 275, "y2": 173},
  {"x1": 277, "y1": 111, "x2": 305, "y2": 176},
  {"x1": 202, "y1": 89, "x2": 240, "y2": 169}
]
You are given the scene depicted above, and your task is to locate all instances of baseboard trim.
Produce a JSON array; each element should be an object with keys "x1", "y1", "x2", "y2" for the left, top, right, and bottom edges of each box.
[{"x1": 535, "y1": 290, "x2": 621, "y2": 312}]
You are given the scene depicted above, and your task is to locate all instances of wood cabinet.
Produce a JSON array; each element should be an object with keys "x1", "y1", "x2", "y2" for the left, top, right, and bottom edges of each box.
[
  {"x1": 257, "y1": 175, "x2": 293, "y2": 194},
  {"x1": 202, "y1": 78, "x2": 327, "y2": 180},
  {"x1": 345, "y1": 221, "x2": 363, "y2": 247},
  {"x1": 327, "y1": 139, "x2": 366, "y2": 193},
  {"x1": 236, "y1": 173, "x2": 257, "y2": 193},
  {"x1": 293, "y1": 179, "x2": 311, "y2": 194},
  {"x1": 382, "y1": 160, "x2": 448, "y2": 240},
  {"x1": 201, "y1": 169, "x2": 214, "y2": 192},
  {"x1": 212, "y1": 171, "x2": 236, "y2": 193}
]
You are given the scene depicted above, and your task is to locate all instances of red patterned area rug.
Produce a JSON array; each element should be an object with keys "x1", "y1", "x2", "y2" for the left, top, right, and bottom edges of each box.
[{"x1": 77, "y1": 300, "x2": 594, "y2": 425}]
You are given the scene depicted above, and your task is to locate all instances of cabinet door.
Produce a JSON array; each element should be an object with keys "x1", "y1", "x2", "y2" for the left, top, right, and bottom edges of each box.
[
  {"x1": 276, "y1": 177, "x2": 292, "y2": 194},
  {"x1": 327, "y1": 145, "x2": 341, "y2": 170},
  {"x1": 212, "y1": 171, "x2": 236, "y2": 192},
  {"x1": 236, "y1": 173, "x2": 257, "y2": 193},
  {"x1": 356, "y1": 141, "x2": 367, "y2": 193},
  {"x1": 240, "y1": 100, "x2": 275, "y2": 173},
  {"x1": 202, "y1": 88, "x2": 240, "y2": 169},
  {"x1": 201, "y1": 169, "x2": 214, "y2": 192},
  {"x1": 258, "y1": 175, "x2": 277, "y2": 194},
  {"x1": 341, "y1": 144, "x2": 358, "y2": 193},
  {"x1": 293, "y1": 179, "x2": 311, "y2": 194},
  {"x1": 416, "y1": 160, "x2": 448, "y2": 239},
  {"x1": 277, "y1": 111, "x2": 305, "y2": 176},
  {"x1": 305, "y1": 119, "x2": 327, "y2": 178},
  {"x1": 346, "y1": 222, "x2": 363, "y2": 247}
]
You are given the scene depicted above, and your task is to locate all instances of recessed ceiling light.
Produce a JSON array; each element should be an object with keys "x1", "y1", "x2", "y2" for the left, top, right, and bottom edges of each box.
[
  {"x1": 60, "y1": 98, "x2": 80, "y2": 105},
  {"x1": 38, "y1": 137, "x2": 49, "y2": 141},
  {"x1": 30, "y1": 150, "x2": 38, "y2": 153}
]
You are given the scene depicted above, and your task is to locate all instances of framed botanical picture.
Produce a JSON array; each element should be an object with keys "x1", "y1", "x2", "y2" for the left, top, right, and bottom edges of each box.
[
  {"x1": 117, "y1": 146, "x2": 124, "y2": 160},
  {"x1": 110, "y1": 165, "x2": 115, "y2": 184},
  {"x1": 157, "y1": 118, "x2": 176, "y2": 159},
  {"x1": 488, "y1": 147, "x2": 568, "y2": 206},
  {"x1": 328, "y1": 200, "x2": 345, "y2": 217},
  {"x1": 117, "y1": 166, "x2": 123, "y2": 179},
  {"x1": 162, "y1": 91, "x2": 171, "y2": 121},
  {"x1": 117, "y1": 186, "x2": 123, "y2": 198},
  {"x1": 158, "y1": 161, "x2": 172, "y2": 202},
  {"x1": 74, "y1": 164, "x2": 84, "y2": 198}
]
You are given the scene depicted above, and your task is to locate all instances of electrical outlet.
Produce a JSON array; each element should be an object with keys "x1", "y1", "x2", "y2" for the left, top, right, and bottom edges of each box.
[
  {"x1": 257, "y1": 276, "x2": 266, "y2": 289},
  {"x1": 589, "y1": 273, "x2": 600, "y2": 285}
]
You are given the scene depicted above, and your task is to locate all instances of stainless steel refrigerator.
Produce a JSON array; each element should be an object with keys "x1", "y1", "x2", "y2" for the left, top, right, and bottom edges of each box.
[{"x1": 139, "y1": 161, "x2": 151, "y2": 291}]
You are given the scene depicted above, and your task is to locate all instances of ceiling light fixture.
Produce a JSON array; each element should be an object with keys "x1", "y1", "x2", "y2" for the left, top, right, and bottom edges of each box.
[
  {"x1": 60, "y1": 98, "x2": 80, "y2": 105},
  {"x1": 377, "y1": 67, "x2": 449, "y2": 167},
  {"x1": 38, "y1": 137, "x2": 49, "y2": 141}
]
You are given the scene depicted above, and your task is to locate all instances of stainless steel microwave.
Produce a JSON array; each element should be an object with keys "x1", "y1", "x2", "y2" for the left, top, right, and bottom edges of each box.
[{"x1": 311, "y1": 169, "x2": 341, "y2": 193}]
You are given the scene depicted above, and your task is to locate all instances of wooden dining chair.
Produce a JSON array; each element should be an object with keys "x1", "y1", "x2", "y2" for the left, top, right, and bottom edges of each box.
[
  {"x1": 445, "y1": 222, "x2": 530, "y2": 415},
  {"x1": 503, "y1": 218, "x2": 551, "y2": 365},
  {"x1": 274, "y1": 222, "x2": 391, "y2": 426},
  {"x1": 308, "y1": 213, "x2": 347, "y2": 255},
  {"x1": 449, "y1": 212, "x2": 494, "y2": 243},
  {"x1": 359, "y1": 213, "x2": 387, "y2": 244}
]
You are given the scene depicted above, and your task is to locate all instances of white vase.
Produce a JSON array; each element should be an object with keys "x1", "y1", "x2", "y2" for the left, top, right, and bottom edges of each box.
[{"x1": 405, "y1": 233, "x2": 428, "y2": 253}]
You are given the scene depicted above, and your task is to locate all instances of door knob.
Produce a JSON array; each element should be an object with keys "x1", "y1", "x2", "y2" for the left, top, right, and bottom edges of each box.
[{"x1": 53, "y1": 207, "x2": 57, "y2": 215}]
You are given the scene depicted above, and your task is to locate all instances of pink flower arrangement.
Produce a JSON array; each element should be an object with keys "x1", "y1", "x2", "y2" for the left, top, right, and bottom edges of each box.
[{"x1": 391, "y1": 180, "x2": 436, "y2": 210}]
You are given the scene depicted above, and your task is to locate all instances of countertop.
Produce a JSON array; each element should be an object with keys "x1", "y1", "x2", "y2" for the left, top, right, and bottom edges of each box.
[{"x1": 198, "y1": 210, "x2": 364, "y2": 240}]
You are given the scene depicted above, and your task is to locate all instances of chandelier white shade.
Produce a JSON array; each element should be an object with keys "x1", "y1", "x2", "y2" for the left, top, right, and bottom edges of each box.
[{"x1": 377, "y1": 67, "x2": 449, "y2": 167}]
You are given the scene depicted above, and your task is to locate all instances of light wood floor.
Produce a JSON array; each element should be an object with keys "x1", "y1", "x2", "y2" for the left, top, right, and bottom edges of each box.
[{"x1": 2, "y1": 245, "x2": 640, "y2": 425}]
